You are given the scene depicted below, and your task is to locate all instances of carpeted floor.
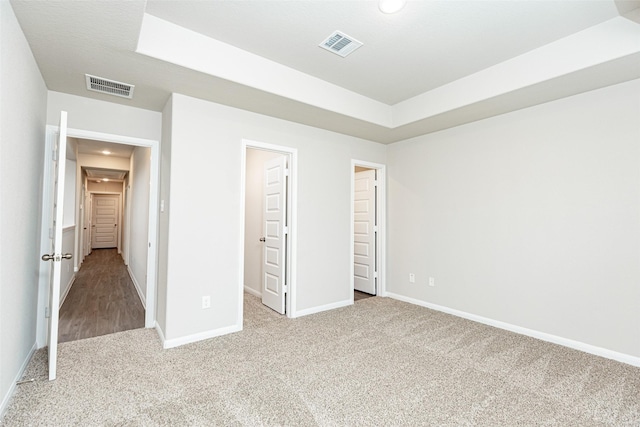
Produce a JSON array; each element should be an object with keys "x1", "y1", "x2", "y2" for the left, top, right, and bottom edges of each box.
[{"x1": 2, "y1": 294, "x2": 639, "y2": 426}]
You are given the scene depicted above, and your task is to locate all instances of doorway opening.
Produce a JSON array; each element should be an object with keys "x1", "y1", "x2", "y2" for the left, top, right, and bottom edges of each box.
[
  {"x1": 351, "y1": 160, "x2": 386, "y2": 302},
  {"x1": 241, "y1": 140, "x2": 297, "y2": 323},
  {"x1": 57, "y1": 138, "x2": 151, "y2": 343},
  {"x1": 37, "y1": 126, "x2": 159, "y2": 350}
]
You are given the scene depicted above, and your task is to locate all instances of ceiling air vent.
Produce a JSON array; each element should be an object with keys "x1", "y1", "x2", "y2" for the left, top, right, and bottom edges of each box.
[
  {"x1": 319, "y1": 31, "x2": 363, "y2": 58},
  {"x1": 85, "y1": 74, "x2": 135, "y2": 99}
]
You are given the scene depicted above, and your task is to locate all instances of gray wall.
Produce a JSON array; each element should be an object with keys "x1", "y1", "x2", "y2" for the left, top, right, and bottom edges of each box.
[
  {"x1": 387, "y1": 79, "x2": 640, "y2": 358},
  {"x1": 0, "y1": 0, "x2": 48, "y2": 414},
  {"x1": 129, "y1": 146, "x2": 151, "y2": 304},
  {"x1": 156, "y1": 96, "x2": 173, "y2": 336},
  {"x1": 157, "y1": 93, "x2": 387, "y2": 344}
]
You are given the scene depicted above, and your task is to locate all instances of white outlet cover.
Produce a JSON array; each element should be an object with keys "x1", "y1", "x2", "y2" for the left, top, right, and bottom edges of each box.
[{"x1": 202, "y1": 296, "x2": 211, "y2": 309}]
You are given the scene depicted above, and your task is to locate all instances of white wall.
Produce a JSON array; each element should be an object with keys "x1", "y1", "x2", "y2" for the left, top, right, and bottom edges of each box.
[
  {"x1": 0, "y1": 0, "x2": 48, "y2": 415},
  {"x1": 159, "y1": 93, "x2": 386, "y2": 345},
  {"x1": 61, "y1": 160, "x2": 77, "y2": 302},
  {"x1": 243, "y1": 149, "x2": 282, "y2": 296},
  {"x1": 87, "y1": 181, "x2": 123, "y2": 193},
  {"x1": 47, "y1": 91, "x2": 162, "y2": 141},
  {"x1": 129, "y1": 146, "x2": 151, "y2": 305},
  {"x1": 63, "y1": 159, "x2": 76, "y2": 227},
  {"x1": 59, "y1": 227, "x2": 76, "y2": 304},
  {"x1": 78, "y1": 153, "x2": 130, "y2": 172},
  {"x1": 387, "y1": 78, "x2": 640, "y2": 359}
]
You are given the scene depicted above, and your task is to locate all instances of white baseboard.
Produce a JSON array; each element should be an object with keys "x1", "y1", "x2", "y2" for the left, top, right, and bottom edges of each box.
[
  {"x1": 243, "y1": 285, "x2": 261, "y2": 297},
  {"x1": 293, "y1": 299, "x2": 352, "y2": 318},
  {"x1": 59, "y1": 275, "x2": 75, "y2": 309},
  {"x1": 0, "y1": 342, "x2": 37, "y2": 419},
  {"x1": 127, "y1": 266, "x2": 146, "y2": 309},
  {"x1": 154, "y1": 322, "x2": 166, "y2": 346},
  {"x1": 161, "y1": 324, "x2": 242, "y2": 349},
  {"x1": 386, "y1": 292, "x2": 640, "y2": 368}
]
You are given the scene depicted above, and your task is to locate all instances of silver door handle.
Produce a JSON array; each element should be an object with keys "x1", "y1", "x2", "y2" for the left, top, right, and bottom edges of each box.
[
  {"x1": 41, "y1": 253, "x2": 72, "y2": 261},
  {"x1": 259, "y1": 237, "x2": 266, "y2": 242}
]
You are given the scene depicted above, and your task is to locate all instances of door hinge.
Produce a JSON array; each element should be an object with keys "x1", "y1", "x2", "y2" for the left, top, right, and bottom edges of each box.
[
  {"x1": 284, "y1": 169, "x2": 289, "y2": 177},
  {"x1": 374, "y1": 180, "x2": 378, "y2": 187},
  {"x1": 373, "y1": 225, "x2": 378, "y2": 232},
  {"x1": 283, "y1": 285, "x2": 288, "y2": 293},
  {"x1": 283, "y1": 226, "x2": 289, "y2": 235},
  {"x1": 374, "y1": 272, "x2": 378, "y2": 279}
]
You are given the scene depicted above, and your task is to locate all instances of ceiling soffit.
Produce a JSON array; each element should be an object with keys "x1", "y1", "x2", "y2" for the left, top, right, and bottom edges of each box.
[{"x1": 136, "y1": 14, "x2": 640, "y2": 138}]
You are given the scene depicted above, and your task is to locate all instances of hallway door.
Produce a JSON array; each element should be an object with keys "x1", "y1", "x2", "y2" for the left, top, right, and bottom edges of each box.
[
  {"x1": 91, "y1": 194, "x2": 119, "y2": 249},
  {"x1": 261, "y1": 156, "x2": 287, "y2": 314},
  {"x1": 354, "y1": 169, "x2": 376, "y2": 294},
  {"x1": 42, "y1": 111, "x2": 69, "y2": 381}
]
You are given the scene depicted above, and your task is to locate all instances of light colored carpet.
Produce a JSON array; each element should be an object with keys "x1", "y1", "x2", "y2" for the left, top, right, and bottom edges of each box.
[{"x1": 2, "y1": 294, "x2": 639, "y2": 426}]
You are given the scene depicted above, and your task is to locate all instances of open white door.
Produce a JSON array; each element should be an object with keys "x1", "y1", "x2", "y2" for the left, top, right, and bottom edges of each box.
[
  {"x1": 354, "y1": 169, "x2": 376, "y2": 294},
  {"x1": 41, "y1": 111, "x2": 70, "y2": 381},
  {"x1": 261, "y1": 156, "x2": 287, "y2": 314}
]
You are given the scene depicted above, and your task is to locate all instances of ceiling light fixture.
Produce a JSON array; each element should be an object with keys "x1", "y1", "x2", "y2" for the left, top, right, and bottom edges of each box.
[
  {"x1": 379, "y1": 0, "x2": 406, "y2": 14},
  {"x1": 103, "y1": 178, "x2": 109, "y2": 182},
  {"x1": 102, "y1": 150, "x2": 111, "y2": 155}
]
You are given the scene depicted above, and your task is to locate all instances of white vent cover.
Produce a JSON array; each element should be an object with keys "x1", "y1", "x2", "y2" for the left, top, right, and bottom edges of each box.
[
  {"x1": 319, "y1": 31, "x2": 363, "y2": 58},
  {"x1": 85, "y1": 74, "x2": 135, "y2": 99}
]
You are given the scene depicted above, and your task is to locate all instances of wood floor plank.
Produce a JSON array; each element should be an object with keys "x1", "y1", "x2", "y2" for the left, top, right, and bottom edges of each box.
[
  {"x1": 58, "y1": 248, "x2": 144, "y2": 343},
  {"x1": 354, "y1": 290, "x2": 375, "y2": 301}
]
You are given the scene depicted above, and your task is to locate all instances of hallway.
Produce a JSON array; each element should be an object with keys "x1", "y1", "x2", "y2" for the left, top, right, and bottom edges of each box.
[{"x1": 58, "y1": 249, "x2": 144, "y2": 343}]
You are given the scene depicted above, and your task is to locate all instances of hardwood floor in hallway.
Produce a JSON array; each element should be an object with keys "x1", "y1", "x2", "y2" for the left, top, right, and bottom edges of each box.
[{"x1": 58, "y1": 248, "x2": 144, "y2": 343}]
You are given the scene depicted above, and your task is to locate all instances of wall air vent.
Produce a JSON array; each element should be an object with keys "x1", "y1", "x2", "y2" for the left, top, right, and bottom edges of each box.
[
  {"x1": 319, "y1": 31, "x2": 363, "y2": 58},
  {"x1": 85, "y1": 74, "x2": 135, "y2": 99}
]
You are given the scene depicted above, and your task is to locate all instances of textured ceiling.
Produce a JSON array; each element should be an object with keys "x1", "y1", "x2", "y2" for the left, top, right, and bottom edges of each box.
[{"x1": 10, "y1": 0, "x2": 640, "y2": 143}]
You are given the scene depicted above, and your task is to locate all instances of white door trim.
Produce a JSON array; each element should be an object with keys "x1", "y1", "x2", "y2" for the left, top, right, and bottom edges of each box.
[
  {"x1": 37, "y1": 126, "x2": 160, "y2": 347},
  {"x1": 240, "y1": 139, "x2": 298, "y2": 321},
  {"x1": 350, "y1": 160, "x2": 387, "y2": 301}
]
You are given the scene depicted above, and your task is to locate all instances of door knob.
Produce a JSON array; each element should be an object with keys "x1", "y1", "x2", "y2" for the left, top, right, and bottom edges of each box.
[
  {"x1": 41, "y1": 253, "x2": 72, "y2": 261},
  {"x1": 259, "y1": 237, "x2": 266, "y2": 242}
]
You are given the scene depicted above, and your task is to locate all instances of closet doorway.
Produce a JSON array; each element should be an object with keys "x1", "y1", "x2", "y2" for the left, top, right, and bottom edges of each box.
[{"x1": 351, "y1": 160, "x2": 386, "y2": 302}]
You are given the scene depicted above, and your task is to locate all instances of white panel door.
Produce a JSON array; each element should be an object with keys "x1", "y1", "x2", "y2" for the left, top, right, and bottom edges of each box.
[
  {"x1": 261, "y1": 156, "x2": 287, "y2": 314},
  {"x1": 42, "y1": 111, "x2": 69, "y2": 381},
  {"x1": 354, "y1": 169, "x2": 376, "y2": 294},
  {"x1": 91, "y1": 194, "x2": 119, "y2": 248}
]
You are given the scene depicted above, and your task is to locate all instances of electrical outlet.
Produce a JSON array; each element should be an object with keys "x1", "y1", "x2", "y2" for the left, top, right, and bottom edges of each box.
[
  {"x1": 409, "y1": 273, "x2": 415, "y2": 283},
  {"x1": 429, "y1": 277, "x2": 435, "y2": 287},
  {"x1": 202, "y1": 295, "x2": 211, "y2": 309}
]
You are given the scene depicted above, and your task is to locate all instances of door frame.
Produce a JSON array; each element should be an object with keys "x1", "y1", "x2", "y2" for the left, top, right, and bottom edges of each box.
[
  {"x1": 36, "y1": 126, "x2": 160, "y2": 347},
  {"x1": 350, "y1": 160, "x2": 387, "y2": 300},
  {"x1": 240, "y1": 139, "x2": 298, "y2": 320}
]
